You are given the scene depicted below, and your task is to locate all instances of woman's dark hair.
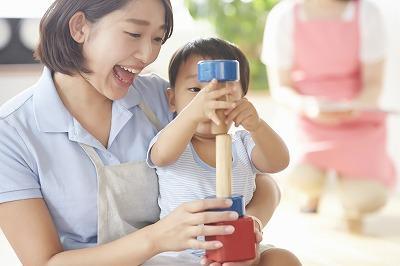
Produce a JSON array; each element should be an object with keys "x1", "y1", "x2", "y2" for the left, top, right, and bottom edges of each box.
[
  {"x1": 168, "y1": 38, "x2": 250, "y2": 96},
  {"x1": 34, "y1": 0, "x2": 173, "y2": 75}
]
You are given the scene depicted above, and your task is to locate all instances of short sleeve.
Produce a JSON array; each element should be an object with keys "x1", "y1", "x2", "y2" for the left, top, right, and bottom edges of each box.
[
  {"x1": 360, "y1": 1, "x2": 386, "y2": 63},
  {"x1": 235, "y1": 130, "x2": 263, "y2": 175},
  {"x1": 261, "y1": 0, "x2": 295, "y2": 69},
  {"x1": 0, "y1": 120, "x2": 42, "y2": 203},
  {"x1": 146, "y1": 131, "x2": 162, "y2": 169}
]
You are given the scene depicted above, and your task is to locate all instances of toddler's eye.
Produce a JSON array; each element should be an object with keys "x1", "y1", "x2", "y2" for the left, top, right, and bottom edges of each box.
[{"x1": 188, "y1": 87, "x2": 201, "y2": 93}]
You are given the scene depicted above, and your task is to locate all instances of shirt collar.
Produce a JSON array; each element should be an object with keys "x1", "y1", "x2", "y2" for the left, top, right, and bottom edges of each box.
[
  {"x1": 33, "y1": 67, "x2": 72, "y2": 133},
  {"x1": 115, "y1": 79, "x2": 142, "y2": 110},
  {"x1": 33, "y1": 68, "x2": 142, "y2": 133}
]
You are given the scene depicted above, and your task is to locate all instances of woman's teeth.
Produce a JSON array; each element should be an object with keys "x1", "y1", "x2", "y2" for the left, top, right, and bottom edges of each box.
[{"x1": 119, "y1": 65, "x2": 140, "y2": 74}]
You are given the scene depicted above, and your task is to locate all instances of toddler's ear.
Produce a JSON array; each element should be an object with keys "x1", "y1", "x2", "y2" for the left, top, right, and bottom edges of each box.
[{"x1": 166, "y1": 88, "x2": 176, "y2": 112}]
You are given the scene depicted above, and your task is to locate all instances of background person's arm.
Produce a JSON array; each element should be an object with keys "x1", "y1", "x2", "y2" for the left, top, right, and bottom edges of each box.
[
  {"x1": 355, "y1": 60, "x2": 385, "y2": 108},
  {"x1": 267, "y1": 67, "x2": 317, "y2": 114}
]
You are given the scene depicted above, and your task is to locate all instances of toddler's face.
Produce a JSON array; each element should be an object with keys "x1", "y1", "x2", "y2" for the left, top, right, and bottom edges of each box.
[{"x1": 169, "y1": 54, "x2": 241, "y2": 137}]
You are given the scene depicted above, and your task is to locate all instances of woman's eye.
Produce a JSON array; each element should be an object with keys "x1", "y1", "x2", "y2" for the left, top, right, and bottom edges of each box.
[
  {"x1": 125, "y1": 32, "x2": 141, "y2": 38},
  {"x1": 154, "y1": 37, "x2": 164, "y2": 43},
  {"x1": 188, "y1": 87, "x2": 201, "y2": 93}
]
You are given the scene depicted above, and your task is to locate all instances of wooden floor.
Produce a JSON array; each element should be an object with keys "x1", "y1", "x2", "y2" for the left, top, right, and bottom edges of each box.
[{"x1": 262, "y1": 186, "x2": 400, "y2": 266}]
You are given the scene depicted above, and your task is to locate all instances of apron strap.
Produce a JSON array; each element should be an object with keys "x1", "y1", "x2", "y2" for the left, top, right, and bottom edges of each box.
[
  {"x1": 80, "y1": 143, "x2": 104, "y2": 169},
  {"x1": 138, "y1": 101, "x2": 163, "y2": 132},
  {"x1": 353, "y1": 0, "x2": 360, "y2": 22},
  {"x1": 294, "y1": 0, "x2": 302, "y2": 22},
  {"x1": 80, "y1": 101, "x2": 162, "y2": 168}
]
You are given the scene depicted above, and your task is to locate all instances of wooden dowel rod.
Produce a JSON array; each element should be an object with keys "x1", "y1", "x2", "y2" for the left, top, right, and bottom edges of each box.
[{"x1": 216, "y1": 134, "x2": 232, "y2": 198}]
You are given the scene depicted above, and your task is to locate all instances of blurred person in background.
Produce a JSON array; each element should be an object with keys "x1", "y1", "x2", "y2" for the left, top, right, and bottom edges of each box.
[{"x1": 261, "y1": 0, "x2": 396, "y2": 233}]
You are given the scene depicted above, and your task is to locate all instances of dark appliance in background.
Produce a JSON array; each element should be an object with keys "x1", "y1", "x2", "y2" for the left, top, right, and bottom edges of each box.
[{"x1": 0, "y1": 18, "x2": 40, "y2": 64}]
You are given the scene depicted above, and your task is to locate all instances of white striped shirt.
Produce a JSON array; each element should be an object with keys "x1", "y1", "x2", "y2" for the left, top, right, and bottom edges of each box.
[{"x1": 147, "y1": 130, "x2": 259, "y2": 219}]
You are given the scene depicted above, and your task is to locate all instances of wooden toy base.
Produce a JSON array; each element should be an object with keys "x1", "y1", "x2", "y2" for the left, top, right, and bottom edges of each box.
[{"x1": 205, "y1": 216, "x2": 256, "y2": 263}]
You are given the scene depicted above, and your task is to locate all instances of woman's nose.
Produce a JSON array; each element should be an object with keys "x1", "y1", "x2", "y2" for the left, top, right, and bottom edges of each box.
[{"x1": 133, "y1": 39, "x2": 153, "y2": 64}]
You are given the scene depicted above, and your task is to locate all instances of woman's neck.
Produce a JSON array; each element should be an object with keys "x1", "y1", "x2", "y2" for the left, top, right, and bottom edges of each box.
[
  {"x1": 305, "y1": 0, "x2": 348, "y2": 6},
  {"x1": 53, "y1": 72, "x2": 112, "y2": 147},
  {"x1": 303, "y1": 0, "x2": 350, "y2": 19},
  {"x1": 53, "y1": 72, "x2": 112, "y2": 115}
]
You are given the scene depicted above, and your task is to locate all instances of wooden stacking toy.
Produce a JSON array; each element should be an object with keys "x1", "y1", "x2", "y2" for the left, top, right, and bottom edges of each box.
[{"x1": 198, "y1": 60, "x2": 256, "y2": 263}]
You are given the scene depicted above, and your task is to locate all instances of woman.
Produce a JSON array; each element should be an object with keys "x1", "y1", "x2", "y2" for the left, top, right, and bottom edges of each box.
[
  {"x1": 262, "y1": 0, "x2": 396, "y2": 232},
  {"x1": 0, "y1": 0, "x2": 300, "y2": 265}
]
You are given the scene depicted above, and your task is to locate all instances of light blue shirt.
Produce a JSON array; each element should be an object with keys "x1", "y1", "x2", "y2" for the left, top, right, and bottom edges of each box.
[{"x1": 0, "y1": 68, "x2": 172, "y2": 250}]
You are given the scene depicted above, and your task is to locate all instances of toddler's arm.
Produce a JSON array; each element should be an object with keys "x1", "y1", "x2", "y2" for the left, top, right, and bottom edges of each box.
[
  {"x1": 225, "y1": 98, "x2": 289, "y2": 173},
  {"x1": 150, "y1": 80, "x2": 236, "y2": 167}
]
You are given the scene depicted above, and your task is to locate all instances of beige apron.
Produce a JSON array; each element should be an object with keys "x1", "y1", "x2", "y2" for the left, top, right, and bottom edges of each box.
[{"x1": 80, "y1": 101, "x2": 163, "y2": 244}]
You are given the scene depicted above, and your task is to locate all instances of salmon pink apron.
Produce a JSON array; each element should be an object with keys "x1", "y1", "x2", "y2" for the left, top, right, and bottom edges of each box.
[{"x1": 292, "y1": 0, "x2": 395, "y2": 187}]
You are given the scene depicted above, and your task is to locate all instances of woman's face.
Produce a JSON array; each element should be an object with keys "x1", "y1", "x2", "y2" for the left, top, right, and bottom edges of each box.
[{"x1": 82, "y1": 0, "x2": 166, "y2": 100}]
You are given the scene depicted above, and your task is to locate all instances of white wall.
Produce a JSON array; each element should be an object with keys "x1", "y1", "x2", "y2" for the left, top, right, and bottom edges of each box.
[{"x1": 374, "y1": 0, "x2": 400, "y2": 187}]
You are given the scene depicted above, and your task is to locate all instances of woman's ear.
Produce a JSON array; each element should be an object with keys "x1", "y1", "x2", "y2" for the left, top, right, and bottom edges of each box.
[
  {"x1": 69, "y1": 11, "x2": 89, "y2": 44},
  {"x1": 166, "y1": 88, "x2": 176, "y2": 112}
]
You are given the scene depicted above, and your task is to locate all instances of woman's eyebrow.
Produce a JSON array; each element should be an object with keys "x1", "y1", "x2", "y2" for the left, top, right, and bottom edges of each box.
[{"x1": 125, "y1": 18, "x2": 165, "y2": 29}]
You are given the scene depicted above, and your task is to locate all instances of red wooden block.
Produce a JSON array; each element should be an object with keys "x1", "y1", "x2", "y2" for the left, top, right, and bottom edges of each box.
[{"x1": 206, "y1": 216, "x2": 256, "y2": 263}]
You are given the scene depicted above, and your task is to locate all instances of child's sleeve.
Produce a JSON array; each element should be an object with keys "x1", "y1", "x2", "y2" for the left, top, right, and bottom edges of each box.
[
  {"x1": 146, "y1": 131, "x2": 163, "y2": 169},
  {"x1": 237, "y1": 130, "x2": 264, "y2": 175}
]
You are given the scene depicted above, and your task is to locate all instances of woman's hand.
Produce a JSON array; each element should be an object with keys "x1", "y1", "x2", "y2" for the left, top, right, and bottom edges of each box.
[
  {"x1": 311, "y1": 110, "x2": 360, "y2": 125},
  {"x1": 149, "y1": 198, "x2": 238, "y2": 253},
  {"x1": 300, "y1": 97, "x2": 360, "y2": 125},
  {"x1": 200, "y1": 221, "x2": 263, "y2": 266}
]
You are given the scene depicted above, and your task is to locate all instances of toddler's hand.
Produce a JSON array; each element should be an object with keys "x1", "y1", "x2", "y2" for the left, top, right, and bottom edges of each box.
[
  {"x1": 224, "y1": 98, "x2": 261, "y2": 132},
  {"x1": 190, "y1": 79, "x2": 237, "y2": 125}
]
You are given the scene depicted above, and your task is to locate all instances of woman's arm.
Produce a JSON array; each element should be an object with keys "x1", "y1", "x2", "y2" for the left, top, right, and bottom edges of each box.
[
  {"x1": 268, "y1": 59, "x2": 385, "y2": 111},
  {"x1": 354, "y1": 60, "x2": 384, "y2": 107},
  {"x1": 0, "y1": 199, "x2": 157, "y2": 266},
  {"x1": 0, "y1": 198, "x2": 238, "y2": 266},
  {"x1": 267, "y1": 67, "x2": 311, "y2": 113}
]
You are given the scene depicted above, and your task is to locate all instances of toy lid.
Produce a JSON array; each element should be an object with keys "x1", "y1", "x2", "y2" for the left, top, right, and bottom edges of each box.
[{"x1": 198, "y1": 60, "x2": 239, "y2": 82}]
